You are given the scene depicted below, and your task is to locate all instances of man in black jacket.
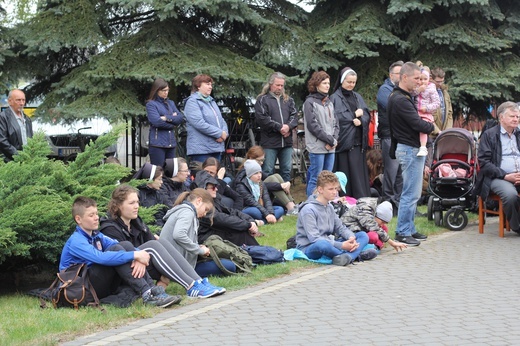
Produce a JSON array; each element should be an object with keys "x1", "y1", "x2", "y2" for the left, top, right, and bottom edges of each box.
[
  {"x1": 255, "y1": 72, "x2": 298, "y2": 182},
  {"x1": 0, "y1": 89, "x2": 33, "y2": 162},
  {"x1": 388, "y1": 62, "x2": 434, "y2": 246},
  {"x1": 377, "y1": 61, "x2": 404, "y2": 211},
  {"x1": 476, "y1": 101, "x2": 520, "y2": 233}
]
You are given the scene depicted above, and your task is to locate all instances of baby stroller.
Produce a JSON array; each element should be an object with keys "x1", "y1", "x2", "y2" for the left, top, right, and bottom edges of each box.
[{"x1": 426, "y1": 128, "x2": 478, "y2": 231}]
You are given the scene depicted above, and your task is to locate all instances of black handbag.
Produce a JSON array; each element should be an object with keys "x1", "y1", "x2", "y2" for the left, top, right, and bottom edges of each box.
[{"x1": 40, "y1": 263, "x2": 103, "y2": 311}]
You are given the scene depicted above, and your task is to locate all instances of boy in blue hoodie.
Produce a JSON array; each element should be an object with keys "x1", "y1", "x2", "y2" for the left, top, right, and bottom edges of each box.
[
  {"x1": 295, "y1": 171, "x2": 377, "y2": 266},
  {"x1": 59, "y1": 196, "x2": 180, "y2": 308}
]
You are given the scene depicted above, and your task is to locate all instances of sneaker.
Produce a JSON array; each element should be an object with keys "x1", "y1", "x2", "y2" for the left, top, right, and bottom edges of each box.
[
  {"x1": 187, "y1": 280, "x2": 219, "y2": 299},
  {"x1": 412, "y1": 232, "x2": 428, "y2": 240},
  {"x1": 395, "y1": 234, "x2": 421, "y2": 246},
  {"x1": 143, "y1": 286, "x2": 182, "y2": 308},
  {"x1": 202, "y1": 277, "x2": 226, "y2": 295},
  {"x1": 332, "y1": 253, "x2": 352, "y2": 266},
  {"x1": 417, "y1": 146, "x2": 428, "y2": 156},
  {"x1": 286, "y1": 208, "x2": 298, "y2": 216},
  {"x1": 359, "y1": 248, "x2": 378, "y2": 261}
]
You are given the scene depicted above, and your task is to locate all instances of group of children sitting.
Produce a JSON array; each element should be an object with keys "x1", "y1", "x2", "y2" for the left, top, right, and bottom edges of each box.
[{"x1": 61, "y1": 147, "x2": 406, "y2": 308}]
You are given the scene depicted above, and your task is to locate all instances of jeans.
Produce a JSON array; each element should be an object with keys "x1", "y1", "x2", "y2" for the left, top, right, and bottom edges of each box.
[
  {"x1": 189, "y1": 153, "x2": 222, "y2": 165},
  {"x1": 381, "y1": 137, "x2": 402, "y2": 208},
  {"x1": 195, "y1": 259, "x2": 236, "y2": 277},
  {"x1": 395, "y1": 144, "x2": 426, "y2": 236},
  {"x1": 149, "y1": 146, "x2": 176, "y2": 167},
  {"x1": 304, "y1": 232, "x2": 369, "y2": 261},
  {"x1": 263, "y1": 147, "x2": 293, "y2": 183},
  {"x1": 306, "y1": 152, "x2": 335, "y2": 196},
  {"x1": 242, "y1": 206, "x2": 285, "y2": 223}
]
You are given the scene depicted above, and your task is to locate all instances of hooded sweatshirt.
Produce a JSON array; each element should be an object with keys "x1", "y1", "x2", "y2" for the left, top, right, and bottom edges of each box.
[
  {"x1": 161, "y1": 202, "x2": 204, "y2": 268},
  {"x1": 296, "y1": 195, "x2": 355, "y2": 251}
]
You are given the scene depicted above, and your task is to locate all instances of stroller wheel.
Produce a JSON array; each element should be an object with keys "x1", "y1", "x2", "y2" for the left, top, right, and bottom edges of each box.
[
  {"x1": 427, "y1": 196, "x2": 434, "y2": 221},
  {"x1": 433, "y1": 210, "x2": 443, "y2": 226},
  {"x1": 443, "y1": 208, "x2": 468, "y2": 231}
]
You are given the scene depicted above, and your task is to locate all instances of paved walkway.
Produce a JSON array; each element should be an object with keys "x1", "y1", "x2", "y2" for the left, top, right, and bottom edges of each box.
[{"x1": 64, "y1": 219, "x2": 520, "y2": 345}]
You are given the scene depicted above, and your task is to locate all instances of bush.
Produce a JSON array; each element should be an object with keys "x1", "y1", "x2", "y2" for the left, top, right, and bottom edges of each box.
[{"x1": 0, "y1": 125, "x2": 132, "y2": 269}]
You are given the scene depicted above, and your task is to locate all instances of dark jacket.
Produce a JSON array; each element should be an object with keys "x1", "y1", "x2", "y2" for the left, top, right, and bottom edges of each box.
[
  {"x1": 217, "y1": 179, "x2": 244, "y2": 210},
  {"x1": 475, "y1": 125, "x2": 520, "y2": 199},
  {"x1": 376, "y1": 78, "x2": 395, "y2": 139},
  {"x1": 146, "y1": 96, "x2": 184, "y2": 148},
  {"x1": 0, "y1": 108, "x2": 33, "y2": 161},
  {"x1": 235, "y1": 173, "x2": 275, "y2": 218},
  {"x1": 160, "y1": 178, "x2": 189, "y2": 207},
  {"x1": 330, "y1": 88, "x2": 370, "y2": 152},
  {"x1": 388, "y1": 86, "x2": 434, "y2": 148},
  {"x1": 137, "y1": 185, "x2": 169, "y2": 227},
  {"x1": 198, "y1": 194, "x2": 258, "y2": 246},
  {"x1": 255, "y1": 93, "x2": 298, "y2": 149},
  {"x1": 99, "y1": 216, "x2": 155, "y2": 248}
]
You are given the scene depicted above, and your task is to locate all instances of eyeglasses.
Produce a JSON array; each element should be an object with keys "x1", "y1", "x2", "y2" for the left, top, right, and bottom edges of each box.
[
  {"x1": 207, "y1": 185, "x2": 218, "y2": 191},
  {"x1": 255, "y1": 158, "x2": 265, "y2": 163}
]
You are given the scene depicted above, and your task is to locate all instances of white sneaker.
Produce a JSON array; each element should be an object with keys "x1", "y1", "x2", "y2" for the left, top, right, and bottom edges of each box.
[{"x1": 417, "y1": 146, "x2": 428, "y2": 157}]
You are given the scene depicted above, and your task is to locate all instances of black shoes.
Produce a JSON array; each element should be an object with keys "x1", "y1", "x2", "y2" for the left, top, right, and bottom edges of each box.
[
  {"x1": 395, "y1": 234, "x2": 420, "y2": 246},
  {"x1": 332, "y1": 253, "x2": 352, "y2": 266},
  {"x1": 412, "y1": 232, "x2": 428, "y2": 240}
]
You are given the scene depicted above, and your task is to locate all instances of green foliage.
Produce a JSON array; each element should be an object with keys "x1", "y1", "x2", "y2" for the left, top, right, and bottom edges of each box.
[
  {"x1": 0, "y1": 125, "x2": 132, "y2": 269},
  {"x1": 2, "y1": 0, "x2": 520, "y2": 122}
]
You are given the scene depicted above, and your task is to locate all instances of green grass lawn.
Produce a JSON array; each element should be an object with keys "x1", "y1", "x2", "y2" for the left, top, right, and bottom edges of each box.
[{"x1": 0, "y1": 208, "x2": 477, "y2": 345}]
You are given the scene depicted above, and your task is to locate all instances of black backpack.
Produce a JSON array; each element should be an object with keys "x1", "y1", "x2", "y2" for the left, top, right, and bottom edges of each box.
[{"x1": 241, "y1": 245, "x2": 285, "y2": 265}]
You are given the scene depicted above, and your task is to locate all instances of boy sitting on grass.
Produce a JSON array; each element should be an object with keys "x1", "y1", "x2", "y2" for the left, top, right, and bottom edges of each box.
[
  {"x1": 59, "y1": 196, "x2": 180, "y2": 308},
  {"x1": 295, "y1": 170, "x2": 378, "y2": 266}
]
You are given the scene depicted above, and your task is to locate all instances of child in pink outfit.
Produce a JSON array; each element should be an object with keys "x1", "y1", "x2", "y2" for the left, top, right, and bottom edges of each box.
[{"x1": 415, "y1": 68, "x2": 440, "y2": 156}]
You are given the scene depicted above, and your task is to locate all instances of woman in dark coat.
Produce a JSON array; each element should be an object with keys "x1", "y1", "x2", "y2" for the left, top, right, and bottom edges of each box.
[
  {"x1": 330, "y1": 67, "x2": 371, "y2": 199},
  {"x1": 145, "y1": 78, "x2": 184, "y2": 167}
]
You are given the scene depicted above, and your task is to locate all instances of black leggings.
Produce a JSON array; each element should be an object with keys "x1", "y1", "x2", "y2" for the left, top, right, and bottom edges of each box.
[{"x1": 88, "y1": 241, "x2": 154, "y2": 299}]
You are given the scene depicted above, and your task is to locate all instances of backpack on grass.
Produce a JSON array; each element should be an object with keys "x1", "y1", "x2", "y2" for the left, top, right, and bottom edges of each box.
[
  {"x1": 241, "y1": 245, "x2": 285, "y2": 265},
  {"x1": 40, "y1": 263, "x2": 104, "y2": 311},
  {"x1": 203, "y1": 235, "x2": 254, "y2": 275}
]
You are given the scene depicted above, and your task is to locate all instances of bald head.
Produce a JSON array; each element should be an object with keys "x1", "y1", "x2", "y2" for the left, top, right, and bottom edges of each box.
[{"x1": 8, "y1": 89, "x2": 26, "y2": 116}]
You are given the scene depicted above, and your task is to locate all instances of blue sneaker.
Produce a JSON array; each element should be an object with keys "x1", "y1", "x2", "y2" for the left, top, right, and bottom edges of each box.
[
  {"x1": 202, "y1": 277, "x2": 226, "y2": 295},
  {"x1": 187, "y1": 280, "x2": 219, "y2": 299}
]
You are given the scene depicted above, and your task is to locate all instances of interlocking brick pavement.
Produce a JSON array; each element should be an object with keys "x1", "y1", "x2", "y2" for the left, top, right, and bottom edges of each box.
[{"x1": 64, "y1": 218, "x2": 520, "y2": 345}]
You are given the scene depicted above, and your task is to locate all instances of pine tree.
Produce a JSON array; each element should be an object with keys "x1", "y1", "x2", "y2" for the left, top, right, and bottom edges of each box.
[{"x1": 304, "y1": 0, "x2": 520, "y2": 117}]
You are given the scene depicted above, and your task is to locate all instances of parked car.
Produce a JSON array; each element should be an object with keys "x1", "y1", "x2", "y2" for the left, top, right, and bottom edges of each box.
[{"x1": 32, "y1": 117, "x2": 117, "y2": 161}]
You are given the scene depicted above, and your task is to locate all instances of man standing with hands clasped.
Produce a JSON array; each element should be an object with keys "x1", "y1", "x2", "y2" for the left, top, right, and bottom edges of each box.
[
  {"x1": 255, "y1": 72, "x2": 298, "y2": 183},
  {"x1": 0, "y1": 89, "x2": 33, "y2": 162},
  {"x1": 387, "y1": 62, "x2": 434, "y2": 246}
]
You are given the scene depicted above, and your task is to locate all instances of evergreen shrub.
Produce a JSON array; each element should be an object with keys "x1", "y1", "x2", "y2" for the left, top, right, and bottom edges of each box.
[{"x1": 0, "y1": 124, "x2": 132, "y2": 269}]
